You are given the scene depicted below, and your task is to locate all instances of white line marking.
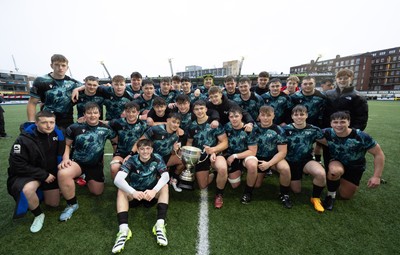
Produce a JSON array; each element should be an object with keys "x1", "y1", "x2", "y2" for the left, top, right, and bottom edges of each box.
[{"x1": 196, "y1": 188, "x2": 210, "y2": 255}]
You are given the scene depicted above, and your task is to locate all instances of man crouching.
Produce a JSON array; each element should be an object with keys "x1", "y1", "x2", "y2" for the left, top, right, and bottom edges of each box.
[{"x1": 112, "y1": 139, "x2": 170, "y2": 253}]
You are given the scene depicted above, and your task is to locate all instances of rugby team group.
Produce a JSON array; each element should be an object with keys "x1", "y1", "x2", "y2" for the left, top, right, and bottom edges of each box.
[{"x1": 5, "y1": 54, "x2": 385, "y2": 253}]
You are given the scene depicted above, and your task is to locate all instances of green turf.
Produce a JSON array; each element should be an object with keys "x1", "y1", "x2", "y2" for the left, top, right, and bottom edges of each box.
[{"x1": 0, "y1": 101, "x2": 399, "y2": 254}]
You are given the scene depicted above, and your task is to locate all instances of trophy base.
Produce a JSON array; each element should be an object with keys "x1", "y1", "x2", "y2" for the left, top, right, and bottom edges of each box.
[{"x1": 178, "y1": 179, "x2": 195, "y2": 190}]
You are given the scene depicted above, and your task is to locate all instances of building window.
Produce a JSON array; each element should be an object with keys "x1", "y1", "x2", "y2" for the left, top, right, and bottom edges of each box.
[
  {"x1": 355, "y1": 66, "x2": 359, "y2": 71},
  {"x1": 389, "y1": 50, "x2": 396, "y2": 54},
  {"x1": 381, "y1": 58, "x2": 385, "y2": 63},
  {"x1": 340, "y1": 61, "x2": 344, "y2": 66},
  {"x1": 393, "y1": 56, "x2": 397, "y2": 61},
  {"x1": 356, "y1": 58, "x2": 360, "y2": 64}
]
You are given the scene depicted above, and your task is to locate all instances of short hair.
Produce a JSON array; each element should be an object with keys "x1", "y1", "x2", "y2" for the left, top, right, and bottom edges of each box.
[
  {"x1": 112, "y1": 75, "x2": 126, "y2": 83},
  {"x1": 153, "y1": 97, "x2": 167, "y2": 106},
  {"x1": 175, "y1": 94, "x2": 190, "y2": 104},
  {"x1": 208, "y1": 86, "x2": 222, "y2": 95},
  {"x1": 84, "y1": 102, "x2": 100, "y2": 113},
  {"x1": 269, "y1": 78, "x2": 282, "y2": 84},
  {"x1": 322, "y1": 78, "x2": 334, "y2": 84},
  {"x1": 161, "y1": 77, "x2": 171, "y2": 83},
  {"x1": 258, "y1": 71, "x2": 270, "y2": 78},
  {"x1": 124, "y1": 101, "x2": 140, "y2": 111},
  {"x1": 168, "y1": 112, "x2": 182, "y2": 121},
  {"x1": 286, "y1": 75, "x2": 300, "y2": 83},
  {"x1": 239, "y1": 76, "x2": 251, "y2": 84},
  {"x1": 292, "y1": 105, "x2": 307, "y2": 114},
  {"x1": 193, "y1": 99, "x2": 207, "y2": 108},
  {"x1": 35, "y1": 110, "x2": 55, "y2": 121},
  {"x1": 259, "y1": 105, "x2": 274, "y2": 114},
  {"x1": 142, "y1": 79, "x2": 154, "y2": 87},
  {"x1": 84, "y1": 76, "x2": 99, "y2": 82},
  {"x1": 181, "y1": 77, "x2": 191, "y2": 83},
  {"x1": 172, "y1": 75, "x2": 181, "y2": 82},
  {"x1": 137, "y1": 138, "x2": 153, "y2": 148},
  {"x1": 302, "y1": 76, "x2": 315, "y2": 83},
  {"x1": 330, "y1": 111, "x2": 351, "y2": 121},
  {"x1": 224, "y1": 75, "x2": 236, "y2": 83},
  {"x1": 228, "y1": 106, "x2": 243, "y2": 115},
  {"x1": 51, "y1": 54, "x2": 68, "y2": 64},
  {"x1": 130, "y1": 72, "x2": 143, "y2": 79},
  {"x1": 336, "y1": 69, "x2": 354, "y2": 78}
]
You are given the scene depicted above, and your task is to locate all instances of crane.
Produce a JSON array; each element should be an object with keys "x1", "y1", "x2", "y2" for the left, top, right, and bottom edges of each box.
[
  {"x1": 238, "y1": 56, "x2": 245, "y2": 77},
  {"x1": 100, "y1": 61, "x2": 112, "y2": 80},
  {"x1": 168, "y1": 58, "x2": 174, "y2": 77}
]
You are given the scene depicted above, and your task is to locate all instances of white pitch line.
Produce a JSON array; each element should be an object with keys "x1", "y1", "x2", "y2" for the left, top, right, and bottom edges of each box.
[{"x1": 196, "y1": 188, "x2": 210, "y2": 255}]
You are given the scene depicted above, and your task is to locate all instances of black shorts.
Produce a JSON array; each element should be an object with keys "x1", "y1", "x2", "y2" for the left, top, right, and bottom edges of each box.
[
  {"x1": 194, "y1": 153, "x2": 211, "y2": 172},
  {"x1": 8, "y1": 176, "x2": 58, "y2": 201},
  {"x1": 257, "y1": 156, "x2": 272, "y2": 173},
  {"x1": 129, "y1": 198, "x2": 158, "y2": 208},
  {"x1": 80, "y1": 162, "x2": 105, "y2": 182},
  {"x1": 288, "y1": 156, "x2": 313, "y2": 181},
  {"x1": 223, "y1": 154, "x2": 245, "y2": 174},
  {"x1": 339, "y1": 162, "x2": 366, "y2": 186},
  {"x1": 163, "y1": 154, "x2": 172, "y2": 165}
]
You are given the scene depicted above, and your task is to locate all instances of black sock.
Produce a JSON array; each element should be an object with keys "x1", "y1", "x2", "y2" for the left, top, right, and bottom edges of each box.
[
  {"x1": 244, "y1": 184, "x2": 254, "y2": 195},
  {"x1": 279, "y1": 185, "x2": 290, "y2": 196},
  {"x1": 157, "y1": 203, "x2": 168, "y2": 220},
  {"x1": 66, "y1": 196, "x2": 77, "y2": 206},
  {"x1": 215, "y1": 187, "x2": 224, "y2": 196},
  {"x1": 312, "y1": 184, "x2": 325, "y2": 198},
  {"x1": 327, "y1": 179, "x2": 340, "y2": 192},
  {"x1": 117, "y1": 211, "x2": 129, "y2": 225},
  {"x1": 171, "y1": 172, "x2": 180, "y2": 180},
  {"x1": 31, "y1": 205, "x2": 43, "y2": 217}
]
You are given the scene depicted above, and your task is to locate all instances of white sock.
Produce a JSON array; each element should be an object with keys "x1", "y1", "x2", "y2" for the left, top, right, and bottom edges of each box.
[
  {"x1": 156, "y1": 219, "x2": 165, "y2": 226},
  {"x1": 327, "y1": 191, "x2": 336, "y2": 198},
  {"x1": 119, "y1": 223, "x2": 129, "y2": 232}
]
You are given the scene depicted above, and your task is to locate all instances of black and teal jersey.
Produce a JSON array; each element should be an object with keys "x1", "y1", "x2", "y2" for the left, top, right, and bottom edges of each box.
[
  {"x1": 144, "y1": 124, "x2": 179, "y2": 157},
  {"x1": 233, "y1": 92, "x2": 264, "y2": 121},
  {"x1": 283, "y1": 124, "x2": 324, "y2": 162},
  {"x1": 224, "y1": 122, "x2": 257, "y2": 155},
  {"x1": 261, "y1": 92, "x2": 291, "y2": 125},
  {"x1": 75, "y1": 90, "x2": 105, "y2": 118},
  {"x1": 121, "y1": 153, "x2": 167, "y2": 191},
  {"x1": 222, "y1": 89, "x2": 240, "y2": 101},
  {"x1": 125, "y1": 85, "x2": 141, "y2": 97},
  {"x1": 290, "y1": 90, "x2": 326, "y2": 127},
  {"x1": 156, "y1": 89, "x2": 178, "y2": 105},
  {"x1": 99, "y1": 86, "x2": 133, "y2": 120},
  {"x1": 133, "y1": 95, "x2": 158, "y2": 114},
  {"x1": 180, "y1": 91, "x2": 207, "y2": 104},
  {"x1": 66, "y1": 122, "x2": 116, "y2": 165},
  {"x1": 109, "y1": 118, "x2": 148, "y2": 156},
  {"x1": 187, "y1": 118, "x2": 225, "y2": 149},
  {"x1": 30, "y1": 73, "x2": 81, "y2": 119},
  {"x1": 253, "y1": 123, "x2": 287, "y2": 159},
  {"x1": 323, "y1": 128, "x2": 377, "y2": 166}
]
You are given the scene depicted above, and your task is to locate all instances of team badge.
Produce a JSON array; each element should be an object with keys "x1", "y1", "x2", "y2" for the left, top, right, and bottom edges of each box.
[{"x1": 13, "y1": 144, "x2": 21, "y2": 154}]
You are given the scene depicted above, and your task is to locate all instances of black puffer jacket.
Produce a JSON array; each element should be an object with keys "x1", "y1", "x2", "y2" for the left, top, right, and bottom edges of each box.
[{"x1": 323, "y1": 86, "x2": 368, "y2": 130}]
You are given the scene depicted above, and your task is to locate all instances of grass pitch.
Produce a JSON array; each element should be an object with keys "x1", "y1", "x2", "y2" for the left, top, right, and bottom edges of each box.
[{"x1": 0, "y1": 101, "x2": 399, "y2": 255}]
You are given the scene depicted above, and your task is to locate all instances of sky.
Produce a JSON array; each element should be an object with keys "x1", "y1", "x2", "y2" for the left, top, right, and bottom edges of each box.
[{"x1": 1, "y1": 0, "x2": 399, "y2": 81}]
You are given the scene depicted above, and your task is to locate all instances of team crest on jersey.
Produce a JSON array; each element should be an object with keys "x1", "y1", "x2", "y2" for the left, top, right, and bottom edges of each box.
[
  {"x1": 98, "y1": 131, "x2": 105, "y2": 135},
  {"x1": 13, "y1": 144, "x2": 21, "y2": 154},
  {"x1": 49, "y1": 84, "x2": 53, "y2": 88},
  {"x1": 345, "y1": 97, "x2": 352, "y2": 100},
  {"x1": 305, "y1": 131, "x2": 312, "y2": 135},
  {"x1": 150, "y1": 165, "x2": 156, "y2": 171},
  {"x1": 53, "y1": 137, "x2": 58, "y2": 141},
  {"x1": 82, "y1": 129, "x2": 86, "y2": 133}
]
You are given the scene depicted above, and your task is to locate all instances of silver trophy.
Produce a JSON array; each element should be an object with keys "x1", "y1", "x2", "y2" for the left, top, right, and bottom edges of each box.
[{"x1": 177, "y1": 146, "x2": 206, "y2": 190}]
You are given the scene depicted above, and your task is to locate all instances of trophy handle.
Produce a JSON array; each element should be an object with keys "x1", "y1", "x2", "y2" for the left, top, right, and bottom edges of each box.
[{"x1": 197, "y1": 149, "x2": 209, "y2": 163}]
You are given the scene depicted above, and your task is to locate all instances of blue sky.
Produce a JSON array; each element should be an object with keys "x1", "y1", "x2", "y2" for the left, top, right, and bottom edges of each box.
[{"x1": 1, "y1": 0, "x2": 399, "y2": 81}]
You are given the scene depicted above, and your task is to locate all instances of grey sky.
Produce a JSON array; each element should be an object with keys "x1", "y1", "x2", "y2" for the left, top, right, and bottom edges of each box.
[{"x1": 1, "y1": 0, "x2": 399, "y2": 81}]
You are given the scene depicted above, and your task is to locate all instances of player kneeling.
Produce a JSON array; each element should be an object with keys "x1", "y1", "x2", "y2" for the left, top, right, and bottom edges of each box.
[{"x1": 112, "y1": 139, "x2": 170, "y2": 253}]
